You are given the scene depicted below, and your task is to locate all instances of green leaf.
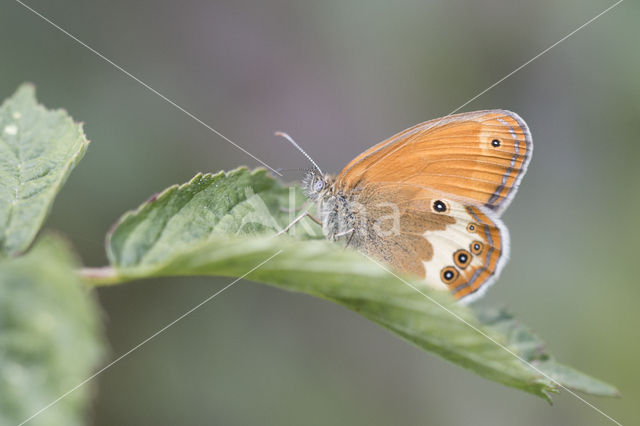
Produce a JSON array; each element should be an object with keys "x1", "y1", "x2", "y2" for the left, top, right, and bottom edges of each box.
[
  {"x1": 0, "y1": 84, "x2": 89, "y2": 257},
  {"x1": 107, "y1": 233, "x2": 555, "y2": 400},
  {"x1": 475, "y1": 307, "x2": 619, "y2": 397},
  {"x1": 0, "y1": 235, "x2": 105, "y2": 426},
  {"x1": 107, "y1": 167, "x2": 315, "y2": 269},
  {"x1": 99, "y1": 167, "x2": 617, "y2": 401}
]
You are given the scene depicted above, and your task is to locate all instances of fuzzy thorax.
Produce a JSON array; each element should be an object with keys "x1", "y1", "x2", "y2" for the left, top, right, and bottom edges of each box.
[{"x1": 302, "y1": 169, "x2": 363, "y2": 242}]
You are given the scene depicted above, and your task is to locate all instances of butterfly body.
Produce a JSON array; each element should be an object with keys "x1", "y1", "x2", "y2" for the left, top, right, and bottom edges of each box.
[{"x1": 301, "y1": 110, "x2": 532, "y2": 303}]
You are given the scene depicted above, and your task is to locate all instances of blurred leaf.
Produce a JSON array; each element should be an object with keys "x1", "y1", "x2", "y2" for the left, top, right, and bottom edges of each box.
[
  {"x1": 0, "y1": 235, "x2": 104, "y2": 426},
  {"x1": 475, "y1": 307, "x2": 620, "y2": 397},
  {"x1": 98, "y1": 167, "x2": 618, "y2": 400},
  {"x1": 0, "y1": 84, "x2": 89, "y2": 257}
]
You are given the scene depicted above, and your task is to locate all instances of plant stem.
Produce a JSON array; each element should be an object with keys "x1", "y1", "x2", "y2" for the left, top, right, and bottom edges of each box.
[{"x1": 78, "y1": 266, "x2": 122, "y2": 286}]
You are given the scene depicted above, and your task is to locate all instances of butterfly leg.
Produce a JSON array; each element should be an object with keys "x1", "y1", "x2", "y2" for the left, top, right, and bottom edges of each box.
[
  {"x1": 278, "y1": 210, "x2": 322, "y2": 235},
  {"x1": 332, "y1": 228, "x2": 356, "y2": 249},
  {"x1": 334, "y1": 228, "x2": 354, "y2": 238},
  {"x1": 344, "y1": 229, "x2": 356, "y2": 249},
  {"x1": 307, "y1": 214, "x2": 322, "y2": 226}
]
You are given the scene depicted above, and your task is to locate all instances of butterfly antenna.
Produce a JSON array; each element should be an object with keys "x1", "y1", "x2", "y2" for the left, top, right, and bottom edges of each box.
[{"x1": 275, "y1": 131, "x2": 323, "y2": 175}]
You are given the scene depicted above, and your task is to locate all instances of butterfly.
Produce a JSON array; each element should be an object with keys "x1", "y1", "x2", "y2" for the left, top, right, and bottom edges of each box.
[{"x1": 279, "y1": 110, "x2": 532, "y2": 303}]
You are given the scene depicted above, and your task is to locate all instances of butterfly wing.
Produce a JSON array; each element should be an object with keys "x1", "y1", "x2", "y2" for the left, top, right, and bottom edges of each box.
[
  {"x1": 419, "y1": 198, "x2": 509, "y2": 302},
  {"x1": 335, "y1": 110, "x2": 532, "y2": 216},
  {"x1": 348, "y1": 184, "x2": 508, "y2": 302}
]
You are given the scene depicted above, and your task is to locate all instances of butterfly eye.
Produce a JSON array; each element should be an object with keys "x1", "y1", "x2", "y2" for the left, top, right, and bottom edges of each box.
[
  {"x1": 440, "y1": 266, "x2": 459, "y2": 284},
  {"x1": 470, "y1": 241, "x2": 484, "y2": 255},
  {"x1": 432, "y1": 200, "x2": 448, "y2": 213},
  {"x1": 454, "y1": 249, "x2": 472, "y2": 269},
  {"x1": 313, "y1": 180, "x2": 324, "y2": 192},
  {"x1": 491, "y1": 139, "x2": 501, "y2": 147}
]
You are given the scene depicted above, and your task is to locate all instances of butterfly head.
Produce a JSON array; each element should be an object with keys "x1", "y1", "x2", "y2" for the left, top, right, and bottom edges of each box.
[
  {"x1": 302, "y1": 168, "x2": 331, "y2": 201},
  {"x1": 274, "y1": 131, "x2": 332, "y2": 200}
]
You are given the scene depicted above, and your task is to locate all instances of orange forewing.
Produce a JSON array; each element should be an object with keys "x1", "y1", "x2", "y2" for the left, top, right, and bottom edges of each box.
[{"x1": 334, "y1": 110, "x2": 532, "y2": 216}]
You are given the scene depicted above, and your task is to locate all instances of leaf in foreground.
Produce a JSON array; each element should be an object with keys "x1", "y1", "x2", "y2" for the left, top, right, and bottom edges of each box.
[
  {"x1": 98, "y1": 167, "x2": 618, "y2": 400},
  {"x1": 107, "y1": 167, "x2": 313, "y2": 268},
  {"x1": 0, "y1": 84, "x2": 89, "y2": 257},
  {"x1": 0, "y1": 236, "x2": 104, "y2": 426}
]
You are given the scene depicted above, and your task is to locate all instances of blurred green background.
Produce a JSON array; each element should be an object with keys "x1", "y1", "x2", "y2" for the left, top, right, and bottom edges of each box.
[{"x1": 1, "y1": 0, "x2": 638, "y2": 424}]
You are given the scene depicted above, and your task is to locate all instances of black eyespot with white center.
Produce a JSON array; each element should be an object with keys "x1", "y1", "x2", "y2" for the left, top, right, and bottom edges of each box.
[
  {"x1": 432, "y1": 200, "x2": 447, "y2": 213},
  {"x1": 466, "y1": 223, "x2": 477, "y2": 233},
  {"x1": 470, "y1": 241, "x2": 484, "y2": 255},
  {"x1": 454, "y1": 249, "x2": 472, "y2": 269},
  {"x1": 491, "y1": 139, "x2": 501, "y2": 147},
  {"x1": 441, "y1": 266, "x2": 459, "y2": 284}
]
